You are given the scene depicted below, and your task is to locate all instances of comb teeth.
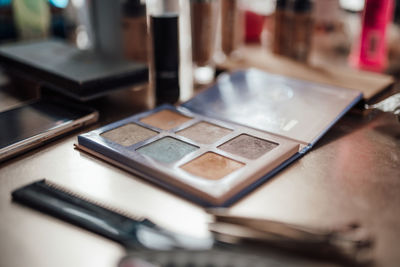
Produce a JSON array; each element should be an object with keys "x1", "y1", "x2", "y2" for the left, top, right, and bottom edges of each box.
[{"x1": 43, "y1": 179, "x2": 145, "y2": 222}]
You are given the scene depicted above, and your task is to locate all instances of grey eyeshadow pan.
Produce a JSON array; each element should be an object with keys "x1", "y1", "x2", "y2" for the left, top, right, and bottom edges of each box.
[
  {"x1": 101, "y1": 123, "x2": 158, "y2": 147},
  {"x1": 136, "y1": 137, "x2": 198, "y2": 164},
  {"x1": 218, "y1": 134, "x2": 278, "y2": 160}
]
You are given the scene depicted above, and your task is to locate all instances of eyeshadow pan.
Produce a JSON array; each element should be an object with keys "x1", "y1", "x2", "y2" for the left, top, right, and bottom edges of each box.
[
  {"x1": 180, "y1": 152, "x2": 244, "y2": 180},
  {"x1": 218, "y1": 134, "x2": 278, "y2": 160},
  {"x1": 100, "y1": 123, "x2": 158, "y2": 147},
  {"x1": 177, "y1": 121, "x2": 232, "y2": 144},
  {"x1": 140, "y1": 110, "x2": 192, "y2": 130},
  {"x1": 136, "y1": 137, "x2": 198, "y2": 164}
]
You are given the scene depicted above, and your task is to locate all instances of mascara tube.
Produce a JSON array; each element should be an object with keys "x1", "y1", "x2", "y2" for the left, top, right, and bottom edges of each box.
[{"x1": 149, "y1": 0, "x2": 180, "y2": 105}]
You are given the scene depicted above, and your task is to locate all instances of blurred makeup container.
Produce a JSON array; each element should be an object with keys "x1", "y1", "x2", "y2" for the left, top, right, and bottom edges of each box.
[
  {"x1": 291, "y1": 0, "x2": 313, "y2": 61},
  {"x1": 273, "y1": 0, "x2": 290, "y2": 55},
  {"x1": 122, "y1": 0, "x2": 148, "y2": 63},
  {"x1": 190, "y1": 0, "x2": 219, "y2": 85},
  {"x1": 349, "y1": 0, "x2": 394, "y2": 72},
  {"x1": 218, "y1": 0, "x2": 244, "y2": 61},
  {"x1": 147, "y1": 0, "x2": 193, "y2": 105},
  {"x1": 90, "y1": 0, "x2": 123, "y2": 57},
  {"x1": 272, "y1": 0, "x2": 313, "y2": 62},
  {"x1": 241, "y1": 0, "x2": 275, "y2": 44},
  {"x1": 311, "y1": 0, "x2": 350, "y2": 66},
  {"x1": 12, "y1": 0, "x2": 50, "y2": 40}
]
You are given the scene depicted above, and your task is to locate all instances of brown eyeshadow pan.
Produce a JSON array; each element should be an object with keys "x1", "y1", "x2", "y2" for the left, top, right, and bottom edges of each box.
[
  {"x1": 176, "y1": 121, "x2": 232, "y2": 144},
  {"x1": 100, "y1": 123, "x2": 158, "y2": 146},
  {"x1": 140, "y1": 109, "x2": 192, "y2": 130},
  {"x1": 180, "y1": 152, "x2": 244, "y2": 180},
  {"x1": 218, "y1": 134, "x2": 278, "y2": 160}
]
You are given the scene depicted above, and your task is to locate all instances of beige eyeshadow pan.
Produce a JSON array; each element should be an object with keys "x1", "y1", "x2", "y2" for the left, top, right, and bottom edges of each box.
[
  {"x1": 176, "y1": 121, "x2": 232, "y2": 144},
  {"x1": 101, "y1": 123, "x2": 158, "y2": 146},
  {"x1": 140, "y1": 109, "x2": 192, "y2": 130},
  {"x1": 180, "y1": 152, "x2": 244, "y2": 180}
]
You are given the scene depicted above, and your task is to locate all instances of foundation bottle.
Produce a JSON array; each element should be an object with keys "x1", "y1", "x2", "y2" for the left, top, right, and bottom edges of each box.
[
  {"x1": 290, "y1": 0, "x2": 313, "y2": 62},
  {"x1": 272, "y1": 0, "x2": 290, "y2": 56},
  {"x1": 190, "y1": 0, "x2": 219, "y2": 85},
  {"x1": 122, "y1": 0, "x2": 148, "y2": 63},
  {"x1": 220, "y1": 0, "x2": 244, "y2": 60}
]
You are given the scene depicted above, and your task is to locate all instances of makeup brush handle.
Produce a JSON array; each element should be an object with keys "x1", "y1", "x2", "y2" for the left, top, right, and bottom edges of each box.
[
  {"x1": 210, "y1": 212, "x2": 332, "y2": 239},
  {"x1": 208, "y1": 212, "x2": 373, "y2": 250},
  {"x1": 209, "y1": 221, "x2": 373, "y2": 264}
]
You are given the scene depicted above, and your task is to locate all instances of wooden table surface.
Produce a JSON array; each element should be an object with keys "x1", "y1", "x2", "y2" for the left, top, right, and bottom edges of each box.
[{"x1": 1, "y1": 72, "x2": 400, "y2": 267}]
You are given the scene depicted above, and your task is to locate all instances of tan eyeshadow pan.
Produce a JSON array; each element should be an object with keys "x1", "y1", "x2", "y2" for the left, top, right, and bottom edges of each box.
[
  {"x1": 101, "y1": 123, "x2": 158, "y2": 146},
  {"x1": 176, "y1": 121, "x2": 232, "y2": 144},
  {"x1": 218, "y1": 134, "x2": 278, "y2": 160},
  {"x1": 140, "y1": 110, "x2": 192, "y2": 130},
  {"x1": 180, "y1": 152, "x2": 244, "y2": 180}
]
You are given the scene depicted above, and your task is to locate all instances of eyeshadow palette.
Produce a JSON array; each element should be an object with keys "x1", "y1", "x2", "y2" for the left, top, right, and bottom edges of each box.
[
  {"x1": 77, "y1": 69, "x2": 362, "y2": 206},
  {"x1": 78, "y1": 105, "x2": 300, "y2": 206}
]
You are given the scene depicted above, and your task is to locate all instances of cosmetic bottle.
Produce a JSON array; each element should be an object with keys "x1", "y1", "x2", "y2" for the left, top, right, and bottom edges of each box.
[
  {"x1": 272, "y1": 0, "x2": 290, "y2": 55},
  {"x1": 148, "y1": 0, "x2": 181, "y2": 105},
  {"x1": 290, "y1": 0, "x2": 313, "y2": 62},
  {"x1": 242, "y1": 0, "x2": 275, "y2": 44},
  {"x1": 12, "y1": 0, "x2": 50, "y2": 40},
  {"x1": 190, "y1": 0, "x2": 218, "y2": 85},
  {"x1": 310, "y1": 0, "x2": 352, "y2": 66},
  {"x1": 350, "y1": 0, "x2": 394, "y2": 72},
  {"x1": 272, "y1": 0, "x2": 313, "y2": 62},
  {"x1": 90, "y1": 0, "x2": 123, "y2": 57},
  {"x1": 122, "y1": 0, "x2": 148, "y2": 63},
  {"x1": 219, "y1": 0, "x2": 244, "y2": 60}
]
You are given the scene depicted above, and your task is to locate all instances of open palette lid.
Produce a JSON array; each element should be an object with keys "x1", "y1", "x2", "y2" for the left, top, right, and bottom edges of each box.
[{"x1": 182, "y1": 69, "x2": 363, "y2": 148}]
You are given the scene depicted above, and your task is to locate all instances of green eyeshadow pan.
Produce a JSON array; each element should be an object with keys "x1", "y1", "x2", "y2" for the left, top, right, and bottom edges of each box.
[{"x1": 136, "y1": 137, "x2": 198, "y2": 164}]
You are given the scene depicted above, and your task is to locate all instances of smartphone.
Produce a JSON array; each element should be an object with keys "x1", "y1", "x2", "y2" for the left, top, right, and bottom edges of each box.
[{"x1": 0, "y1": 98, "x2": 98, "y2": 162}]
